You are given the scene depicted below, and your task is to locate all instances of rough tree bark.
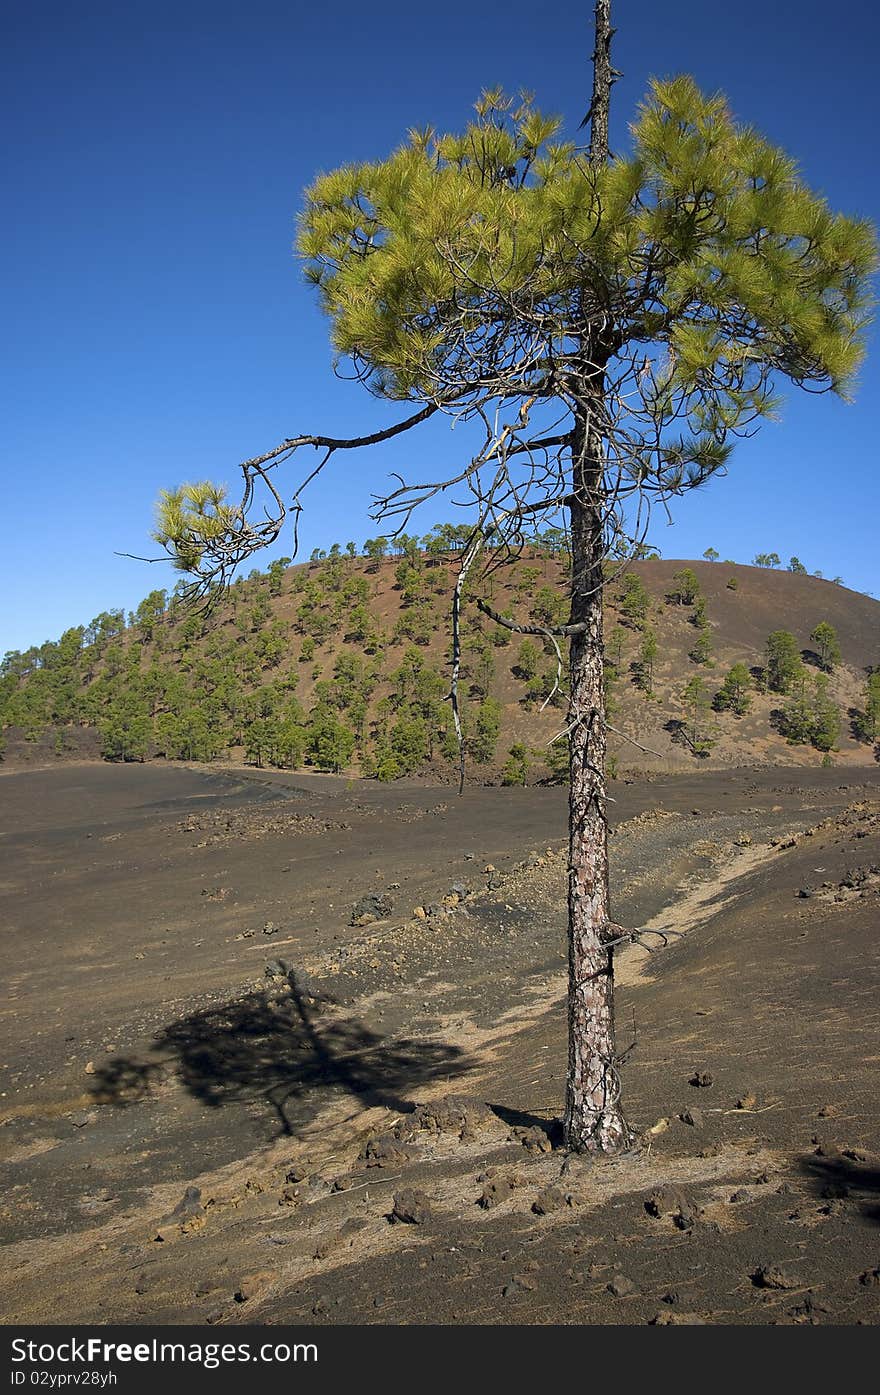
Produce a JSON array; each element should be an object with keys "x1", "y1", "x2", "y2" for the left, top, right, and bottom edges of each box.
[{"x1": 562, "y1": 0, "x2": 630, "y2": 1152}]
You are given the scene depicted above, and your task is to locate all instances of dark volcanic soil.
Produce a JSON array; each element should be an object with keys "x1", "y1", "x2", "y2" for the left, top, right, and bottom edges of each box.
[{"x1": 1, "y1": 760, "x2": 878, "y2": 1326}]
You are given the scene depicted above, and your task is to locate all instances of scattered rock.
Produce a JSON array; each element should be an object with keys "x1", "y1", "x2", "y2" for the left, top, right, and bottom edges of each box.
[
  {"x1": 478, "y1": 1175, "x2": 521, "y2": 1209},
  {"x1": 361, "y1": 1134, "x2": 413, "y2": 1169},
  {"x1": 391, "y1": 1188, "x2": 432, "y2": 1225},
  {"x1": 812, "y1": 1139, "x2": 843, "y2": 1158},
  {"x1": 171, "y1": 1186, "x2": 205, "y2": 1223},
  {"x1": 645, "y1": 1186, "x2": 691, "y2": 1219},
  {"x1": 645, "y1": 1185, "x2": 700, "y2": 1231},
  {"x1": 350, "y1": 893, "x2": 393, "y2": 927},
  {"x1": 736, "y1": 1091, "x2": 757, "y2": 1110},
  {"x1": 680, "y1": 1108, "x2": 704, "y2": 1128},
  {"x1": 514, "y1": 1124, "x2": 555, "y2": 1154},
  {"x1": 752, "y1": 1264, "x2": 799, "y2": 1290},
  {"x1": 607, "y1": 1275, "x2": 635, "y2": 1297},
  {"x1": 674, "y1": 1202, "x2": 702, "y2": 1231},
  {"x1": 234, "y1": 1270, "x2": 276, "y2": 1303},
  {"x1": 532, "y1": 1186, "x2": 569, "y2": 1216},
  {"x1": 649, "y1": 1311, "x2": 706, "y2": 1325},
  {"x1": 312, "y1": 1232, "x2": 345, "y2": 1261},
  {"x1": 397, "y1": 1096, "x2": 495, "y2": 1142},
  {"x1": 842, "y1": 1146, "x2": 870, "y2": 1163},
  {"x1": 689, "y1": 1071, "x2": 714, "y2": 1088},
  {"x1": 859, "y1": 1268, "x2": 880, "y2": 1287},
  {"x1": 502, "y1": 1276, "x2": 536, "y2": 1298}
]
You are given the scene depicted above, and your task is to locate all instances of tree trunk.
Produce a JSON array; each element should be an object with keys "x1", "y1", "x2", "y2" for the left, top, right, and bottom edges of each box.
[
  {"x1": 588, "y1": 1, "x2": 613, "y2": 164},
  {"x1": 563, "y1": 398, "x2": 630, "y2": 1152}
]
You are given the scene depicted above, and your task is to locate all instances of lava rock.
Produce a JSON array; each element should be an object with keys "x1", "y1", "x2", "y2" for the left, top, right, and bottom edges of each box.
[
  {"x1": 391, "y1": 1188, "x2": 432, "y2": 1225},
  {"x1": 350, "y1": 893, "x2": 394, "y2": 926},
  {"x1": 752, "y1": 1264, "x2": 799, "y2": 1290},
  {"x1": 234, "y1": 1270, "x2": 276, "y2": 1303},
  {"x1": 171, "y1": 1185, "x2": 205, "y2": 1222},
  {"x1": 649, "y1": 1311, "x2": 706, "y2": 1325},
  {"x1": 361, "y1": 1134, "x2": 413, "y2": 1169},
  {"x1": 514, "y1": 1124, "x2": 554, "y2": 1154},
  {"x1": 532, "y1": 1186, "x2": 569, "y2": 1216}
]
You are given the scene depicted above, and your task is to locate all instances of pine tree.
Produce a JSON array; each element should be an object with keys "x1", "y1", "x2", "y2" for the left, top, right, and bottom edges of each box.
[
  {"x1": 154, "y1": 3, "x2": 876, "y2": 1152},
  {"x1": 853, "y1": 671, "x2": 880, "y2": 743},
  {"x1": 471, "y1": 697, "x2": 502, "y2": 764},
  {"x1": 501, "y1": 742, "x2": 529, "y2": 786},
  {"x1": 514, "y1": 639, "x2": 540, "y2": 681},
  {"x1": 689, "y1": 629, "x2": 713, "y2": 666},
  {"x1": 635, "y1": 627, "x2": 657, "y2": 694},
  {"x1": 810, "y1": 674, "x2": 841, "y2": 752},
  {"x1": 765, "y1": 631, "x2": 803, "y2": 694},
  {"x1": 618, "y1": 574, "x2": 650, "y2": 628},
  {"x1": 668, "y1": 569, "x2": 701, "y2": 606},
  {"x1": 682, "y1": 675, "x2": 716, "y2": 756},
  {"x1": 713, "y1": 662, "x2": 752, "y2": 716},
  {"x1": 810, "y1": 621, "x2": 841, "y2": 672}
]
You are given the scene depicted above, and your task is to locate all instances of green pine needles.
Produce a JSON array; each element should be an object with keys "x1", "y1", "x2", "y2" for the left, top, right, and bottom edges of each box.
[
  {"x1": 154, "y1": 77, "x2": 875, "y2": 587},
  {"x1": 298, "y1": 77, "x2": 875, "y2": 486}
]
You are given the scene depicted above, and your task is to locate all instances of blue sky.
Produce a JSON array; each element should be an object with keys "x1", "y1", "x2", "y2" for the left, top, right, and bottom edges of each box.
[{"x1": 3, "y1": 0, "x2": 878, "y2": 653}]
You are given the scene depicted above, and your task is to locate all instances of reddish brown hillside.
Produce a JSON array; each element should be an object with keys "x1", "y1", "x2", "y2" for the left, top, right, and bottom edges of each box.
[{"x1": 2, "y1": 552, "x2": 877, "y2": 777}]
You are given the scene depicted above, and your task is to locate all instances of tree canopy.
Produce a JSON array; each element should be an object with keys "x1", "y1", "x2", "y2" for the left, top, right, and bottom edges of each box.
[{"x1": 156, "y1": 75, "x2": 874, "y2": 593}]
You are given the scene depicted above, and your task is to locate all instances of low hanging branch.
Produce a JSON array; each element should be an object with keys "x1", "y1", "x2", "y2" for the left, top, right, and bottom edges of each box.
[{"x1": 151, "y1": 403, "x2": 442, "y2": 594}]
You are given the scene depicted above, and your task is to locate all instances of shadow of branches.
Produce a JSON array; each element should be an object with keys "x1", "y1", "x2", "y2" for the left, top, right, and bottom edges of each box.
[
  {"x1": 90, "y1": 967, "x2": 469, "y2": 1136},
  {"x1": 798, "y1": 1152, "x2": 880, "y2": 1226}
]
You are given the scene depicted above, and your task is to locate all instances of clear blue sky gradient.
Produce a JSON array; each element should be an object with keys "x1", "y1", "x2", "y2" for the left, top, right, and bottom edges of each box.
[{"x1": 3, "y1": 0, "x2": 878, "y2": 653}]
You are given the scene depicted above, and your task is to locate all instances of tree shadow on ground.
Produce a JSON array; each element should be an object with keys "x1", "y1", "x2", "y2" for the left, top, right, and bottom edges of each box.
[
  {"x1": 800, "y1": 648, "x2": 824, "y2": 670},
  {"x1": 488, "y1": 1102, "x2": 562, "y2": 1144},
  {"x1": 798, "y1": 1152, "x2": 880, "y2": 1227},
  {"x1": 89, "y1": 968, "x2": 470, "y2": 1137},
  {"x1": 663, "y1": 718, "x2": 710, "y2": 758}
]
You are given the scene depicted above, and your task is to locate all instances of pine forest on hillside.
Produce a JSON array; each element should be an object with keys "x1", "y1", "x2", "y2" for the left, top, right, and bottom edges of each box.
[{"x1": 3, "y1": 538, "x2": 878, "y2": 777}]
